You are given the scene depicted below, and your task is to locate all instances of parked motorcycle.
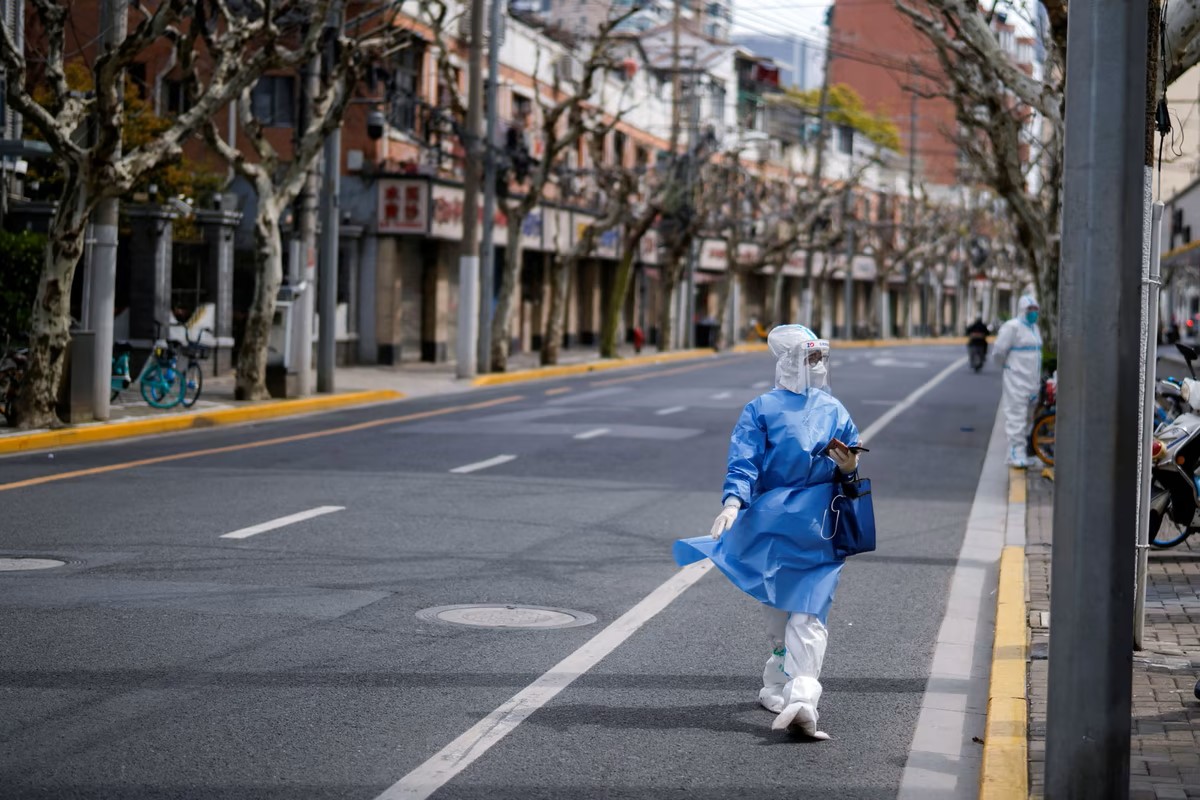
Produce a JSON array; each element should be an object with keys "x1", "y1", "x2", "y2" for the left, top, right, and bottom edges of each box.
[
  {"x1": 1028, "y1": 373, "x2": 1057, "y2": 466},
  {"x1": 1148, "y1": 343, "x2": 1200, "y2": 548}
]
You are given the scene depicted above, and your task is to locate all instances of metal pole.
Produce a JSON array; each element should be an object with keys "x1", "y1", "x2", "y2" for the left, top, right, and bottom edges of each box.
[
  {"x1": 800, "y1": 11, "x2": 834, "y2": 325},
  {"x1": 89, "y1": 0, "x2": 127, "y2": 421},
  {"x1": 477, "y1": 0, "x2": 502, "y2": 372},
  {"x1": 1135, "y1": 201, "x2": 1165, "y2": 648},
  {"x1": 317, "y1": 4, "x2": 343, "y2": 394},
  {"x1": 456, "y1": 0, "x2": 485, "y2": 379},
  {"x1": 843, "y1": 224, "x2": 854, "y2": 339},
  {"x1": 294, "y1": 48, "x2": 321, "y2": 396},
  {"x1": 1045, "y1": 0, "x2": 1149, "y2": 792}
]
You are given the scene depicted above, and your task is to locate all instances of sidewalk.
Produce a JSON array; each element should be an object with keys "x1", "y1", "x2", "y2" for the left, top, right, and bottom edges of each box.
[{"x1": 1024, "y1": 470, "x2": 1200, "y2": 799}]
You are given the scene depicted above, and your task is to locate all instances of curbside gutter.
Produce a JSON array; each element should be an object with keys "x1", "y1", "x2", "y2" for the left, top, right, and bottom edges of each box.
[
  {"x1": 470, "y1": 348, "x2": 719, "y2": 386},
  {"x1": 979, "y1": 468, "x2": 1030, "y2": 799},
  {"x1": 0, "y1": 389, "x2": 404, "y2": 455}
]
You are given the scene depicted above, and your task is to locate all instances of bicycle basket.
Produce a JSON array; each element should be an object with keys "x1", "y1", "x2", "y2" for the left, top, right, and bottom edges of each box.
[{"x1": 183, "y1": 343, "x2": 209, "y2": 360}]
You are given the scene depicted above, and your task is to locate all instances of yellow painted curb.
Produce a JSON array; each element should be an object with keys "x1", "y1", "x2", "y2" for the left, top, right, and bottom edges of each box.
[
  {"x1": 979, "y1": 543, "x2": 1029, "y2": 800},
  {"x1": 471, "y1": 349, "x2": 718, "y2": 386},
  {"x1": 1009, "y1": 467, "x2": 1027, "y2": 504},
  {"x1": 0, "y1": 389, "x2": 404, "y2": 455}
]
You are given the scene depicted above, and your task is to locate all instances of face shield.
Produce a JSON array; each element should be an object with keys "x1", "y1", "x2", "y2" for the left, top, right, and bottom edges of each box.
[{"x1": 768, "y1": 325, "x2": 831, "y2": 394}]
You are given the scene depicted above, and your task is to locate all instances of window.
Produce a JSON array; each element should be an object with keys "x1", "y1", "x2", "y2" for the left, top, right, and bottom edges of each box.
[
  {"x1": 162, "y1": 79, "x2": 189, "y2": 115},
  {"x1": 251, "y1": 75, "x2": 296, "y2": 127},
  {"x1": 837, "y1": 124, "x2": 853, "y2": 154},
  {"x1": 389, "y1": 44, "x2": 425, "y2": 134},
  {"x1": 513, "y1": 93, "x2": 533, "y2": 123},
  {"x1": 710, "y1": 80, "x2": 726, "y2": 124}
]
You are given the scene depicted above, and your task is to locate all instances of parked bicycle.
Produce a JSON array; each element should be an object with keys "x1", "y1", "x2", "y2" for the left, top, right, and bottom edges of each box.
[{"x1": 111, "y1": 324, "x2": 210, "y2": 409}]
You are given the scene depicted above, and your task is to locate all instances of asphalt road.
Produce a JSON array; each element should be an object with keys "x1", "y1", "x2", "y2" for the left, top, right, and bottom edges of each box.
[{"x1": 0, "y1": 345, "x2": 1001, "y2": 799}]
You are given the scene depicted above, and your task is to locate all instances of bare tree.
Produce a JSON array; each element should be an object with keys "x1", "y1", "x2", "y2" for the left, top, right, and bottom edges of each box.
[
  {"x1": 894, "y1": 0, "x2": 1068, "y2": 349},
  {"x1": 0, "y1": 0, "x2": 334, "y2": 428},
  {"x1": 203, "y1": 7, "x2": 410, "y2": 400}
]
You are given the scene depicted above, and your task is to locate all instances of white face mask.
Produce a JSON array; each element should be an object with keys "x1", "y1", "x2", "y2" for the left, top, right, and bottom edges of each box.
[{"x1": 808, "y1": 360, "x2": 828, "y2": 388}]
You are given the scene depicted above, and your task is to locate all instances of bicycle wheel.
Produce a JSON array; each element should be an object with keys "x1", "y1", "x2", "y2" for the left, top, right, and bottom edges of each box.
[
  {"x1": 140, "y1": 365, "x2": 184, "y2": 408},
  {"x1": 1150, "y1": 504, "x2": 1195, "y2": 548},
  {"x1": 1030, "y1": 412, "x2": 1055, "y2": 466},
  {"x1": 181, "y1": 362, "x2": 203, "y2": 408}
]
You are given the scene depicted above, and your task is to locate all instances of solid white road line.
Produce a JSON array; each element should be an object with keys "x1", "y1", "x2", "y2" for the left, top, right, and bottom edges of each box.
[
  {"x1": 859, "y1": 357, "x2": 967, "y2": 443},
  {"x1": 449, "y1": 455, "x2": 518, "y2": 474},
  {"x1": 376, "y1": 561, "x2": 715, "y2": 800},
  {"x1": 574, "y1": 428, "x2": 610, "y2": 440},
  {"x1": 220, "y1": 506, "x2": 345, "y2": 540},
  {"x1": 378, "y1": 357, "x2": 968, "y2": 800},
  {"x1": 656, "y1": 406, "x2": 687, "y2": 416}
]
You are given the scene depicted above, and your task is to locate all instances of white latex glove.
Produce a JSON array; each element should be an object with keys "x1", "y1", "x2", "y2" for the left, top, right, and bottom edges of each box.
[
  {"x1": 710, "y1": 497, "x2": 742, "y2": 539},
  {"x1": 829, "y1": 447, "x2": 858, "y2": 475}
]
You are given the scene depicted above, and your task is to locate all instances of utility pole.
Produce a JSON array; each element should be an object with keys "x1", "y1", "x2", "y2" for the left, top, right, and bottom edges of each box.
[
  {"x1": 294, "y1": 47, "x2": 321, "y2": 396},
  {"x1": 800, "y1": 7, "x2": 834, "y2": 327},
  {"x1": 668, "y1": 0, "x2": 683, "y2": 349},
  {"x1": 456, "y1": 0, "x2": 485, "y2": 379},
  {"x1": 89, "y1": 0, "x2": 127, "y2": 420},
  {"x1": 1044, "y1": 0, "x2": 1149, "y2": 795},
  {"x1": 904, "y1": 88, "x2": 917, "y2": 339},
  {"x1": 477, "y1": 0, "x2": 503, "y2": 372},
  {"x1": 317, "y1": 3, "x2": 344, "y2": 394}
]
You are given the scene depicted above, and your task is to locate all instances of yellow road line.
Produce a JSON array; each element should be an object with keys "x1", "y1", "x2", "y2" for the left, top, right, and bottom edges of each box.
[
  {"x1": 471, "y1": 349, "x2": 718, "y2": 386},
  {"x1": 589, "y1": 360, "x2": 723, "y2": 387},
  {"x1": 0, "y1": 395, "x2": 523, "y2": 493},
  {"x1": 979, "y1": 544, "x2": 1029, "y2": 800},
  {"x1": 0, "y1": 390, "x2": 405, "y2": 456},
  {"x1": 733, "y1": 336, "x2": 981, "y2": 354}
]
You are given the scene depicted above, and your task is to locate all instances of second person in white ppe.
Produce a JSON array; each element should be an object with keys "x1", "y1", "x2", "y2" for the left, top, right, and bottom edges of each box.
[
  {"x1": 675, "y1": 325, "x2": 862, "y2": 739},
  {"x1": 993, "y1": 295, "x2": 1044, "y2": 467}
]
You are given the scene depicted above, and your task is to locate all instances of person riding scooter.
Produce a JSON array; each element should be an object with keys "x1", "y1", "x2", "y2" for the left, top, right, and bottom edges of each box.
[{"x1": 966, "y1": 318, "x2": 990, "y2": 371}]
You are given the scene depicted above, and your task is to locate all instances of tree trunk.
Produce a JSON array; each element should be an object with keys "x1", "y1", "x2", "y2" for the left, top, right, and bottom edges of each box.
[
  {"x1": 770, "y1": 258, "x2": 788, "y2": 326},
  {"x1": 541, "y1": 253, "x2": 569, "y2": 366},
  {"x1": 869, "y1": 275, "x2": 887, "y2": 338},
  {"x1": 14, "y1": 175, "x2": 90, "y2": 430},
  {"x1": 904, "y1": 279, "x2": 917, "y2": 338},
  {"x1": 236, "y1": 201, "x2": 284, "y2": 401},
  {"x1": 490, "y1": 212, "x2": 524, "y2": 372},
  {"x1": 657, "y1": 244, "x2": 687, "y2": 352},
  {"x1": 600, "y1": 217, "x2": 654, "y2": 358},
  {"x1": 712, "y1": 270, "x2": 738, "y2": 350}
]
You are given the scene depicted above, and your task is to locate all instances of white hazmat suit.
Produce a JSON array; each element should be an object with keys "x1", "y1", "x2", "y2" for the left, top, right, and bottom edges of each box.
[
  {"x1": 993, "y1": 295, "x2": 1043, "y2": 467},
  {"x1": 682, "y1": 325, "x2": 862, "y2": 739}
]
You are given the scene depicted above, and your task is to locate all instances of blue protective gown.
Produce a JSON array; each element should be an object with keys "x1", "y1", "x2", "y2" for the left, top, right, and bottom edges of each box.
[{"x1": 674, "y1": 388, "x2": 860, "y2": 624}]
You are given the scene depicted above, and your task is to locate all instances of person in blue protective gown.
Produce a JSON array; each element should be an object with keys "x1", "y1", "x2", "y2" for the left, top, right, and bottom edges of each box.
[{"x1": 674, "y1": 324, "x2": 862, "y2": 739}]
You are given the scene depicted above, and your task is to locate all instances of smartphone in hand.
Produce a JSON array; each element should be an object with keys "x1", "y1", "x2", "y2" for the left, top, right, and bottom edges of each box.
[{"x1": 826, "y1": 437, "x2": 869, "y2": 455}]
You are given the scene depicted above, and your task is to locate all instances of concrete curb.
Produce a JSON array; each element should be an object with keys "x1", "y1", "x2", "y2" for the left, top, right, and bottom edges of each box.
[
  {"x1": 978, "y1": 468, "x2": 1030, "y2": 799},
  {"x1": 470, "y1": 348, "x2": 719, "y2": 386},
  {"x1": 0, "y1": 389, "x2": 404, "y2": 455},
  {"x1": 732, "y1": 336, "x2": 976, "y2": 354}
]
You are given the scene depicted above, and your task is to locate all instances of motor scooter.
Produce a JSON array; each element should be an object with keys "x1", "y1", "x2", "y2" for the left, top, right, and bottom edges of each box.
[{"x1": 1149, "y1": 343, "x2": 1200, "y2": 547}]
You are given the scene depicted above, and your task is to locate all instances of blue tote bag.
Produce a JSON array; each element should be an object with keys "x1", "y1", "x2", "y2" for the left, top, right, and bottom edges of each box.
[{"x1": 822, "y1": 477, "x2": 876, "y2": 559}]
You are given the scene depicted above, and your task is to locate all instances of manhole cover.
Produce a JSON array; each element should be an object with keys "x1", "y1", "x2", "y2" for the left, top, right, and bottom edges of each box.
[
  {"x1": 417, "y1": 604, "x2": 597, "y2": 630},
  {"x1": 0, "y1": 558, "x2": 66, "y2": 572}
]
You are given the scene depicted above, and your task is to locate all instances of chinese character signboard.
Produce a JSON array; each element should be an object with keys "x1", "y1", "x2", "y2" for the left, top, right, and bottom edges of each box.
[{"x1": 378, "y1": 179, "x2": 429, "y2": 234}]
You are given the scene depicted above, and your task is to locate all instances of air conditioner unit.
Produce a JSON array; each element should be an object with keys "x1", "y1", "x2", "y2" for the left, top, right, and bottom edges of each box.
[
  {"x1": 457, "y1": 10, "x2": 506, "y2": 46},
  {"x1": 555, "y1": 55, "x2": 583, "y2": 84}
]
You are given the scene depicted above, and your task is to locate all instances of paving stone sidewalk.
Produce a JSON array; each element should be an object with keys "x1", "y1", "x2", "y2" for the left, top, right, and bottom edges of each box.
[{"x1": 1025, "y1": 471, "x2": 1200, "y2": 799}]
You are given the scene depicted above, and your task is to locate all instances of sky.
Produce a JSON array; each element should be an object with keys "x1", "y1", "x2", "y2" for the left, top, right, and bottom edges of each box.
[{"x1": 731, "y1": 0, "x2": 830, "y2": 46}]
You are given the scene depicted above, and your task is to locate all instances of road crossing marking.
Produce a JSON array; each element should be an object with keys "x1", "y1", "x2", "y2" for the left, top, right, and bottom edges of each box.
[
  {"x1": 656, "y1": 406, "x2": 687, "y2": 416},
  {"x1": 379, "y1": 355, "x2": 969, "y2": 800},
  {"x1": 711, "y1": 391, "x2": 732, "y2": 399},
  {"x1": 862, "y1": 399, "x2": 900, "y2": 406},
  {"x1": 752, "y1": 381, "x2": 770, "y2": 389},
  {"x1": 0, "y1": 396, "x2": 524, "y2": 493},
  {"x1": 377, "y1": 561, "x2": 715, "y2": 800},
  {"x1": 449, "y1": 454, "x2": 518, "y2": 474},
  {"x1": 574, "y1": 428, "x2": 610, "y2": 440},
  {"x1": 220, "y1": 506, "x2": 344, "y2": 540},
  {"x1": 545, "y1": 387, "x2": 572, "y2": 396}
]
